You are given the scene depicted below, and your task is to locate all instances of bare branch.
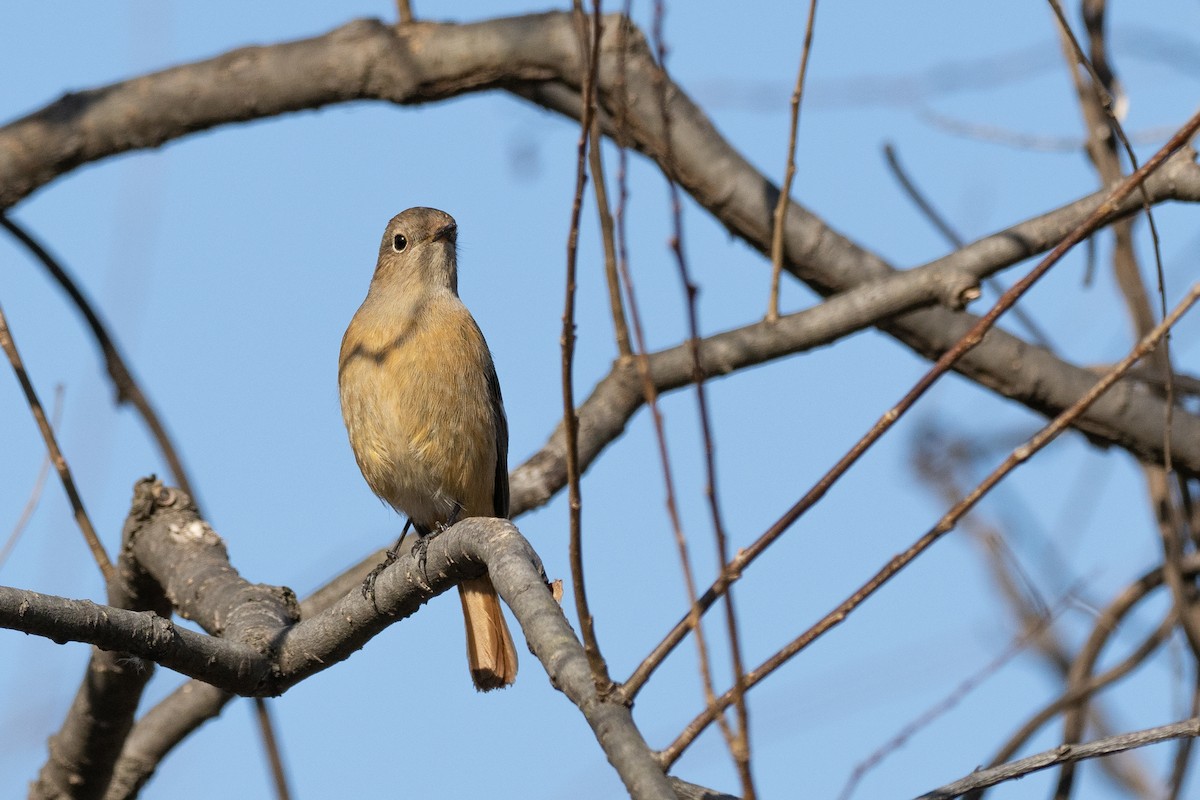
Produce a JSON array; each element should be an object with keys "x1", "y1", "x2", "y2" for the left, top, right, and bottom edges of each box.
[
  {"x1": 766, "y1": 0, "x2": 818, "y2": 323},
  {"x1": 627, "y1": 119, "x2": 1200, "y2": 703},
  {"x1": 3, "y1": 13, "x2": 1200, "y2": 477},
  {"x1": 8, "y1": 478, "x2": 676, "y2": 800},
  {"x1": 562, "y1": 0, "x2": 611, "y2": 692},
  {"x1": 880, "y1": 143, "x2": 1054, "y2": 350},
  {"x1": 660, "y1": 281, "x2": 1200, "y2": 766},
  {"x1": 919, "y1": 717, "x2": 1200, "y2": 799},
  {"x1": 0, "y1": 586, "x2": 270, "y2": 693}
]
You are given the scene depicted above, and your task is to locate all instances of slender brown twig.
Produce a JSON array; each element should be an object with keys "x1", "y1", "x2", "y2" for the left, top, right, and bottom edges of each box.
[
  {"x1": 588, "y1": 122, "x2": 631, "y2": 358},
  {"x1": 395, "y1": 0, "x2": 413, "y2": 24},
  {"x1": 766, "y1": 0, "x2": 818, "y2": 323},
  {"x1": 0, "y1": 301, "x2": 113, "y2": 583},
  {"x1": 660, "y1": 281, "x2": 1200, "y2": 768},
  {"x1": 649, "y1": 3, "x2": 752, "y2": 792},
  {"x1": 623, "y1": 105, "x2": 1200, "y2": 702},
  {"x1": 253, "y1": 698, "x2": 292, "y2": 800},
  {"x1": 1046, "y1": 8, "x2": 1181, "y2": 796},
  {"x1": 563, "y1": 0, "x2": 611, "y2": 691},
  {"x1": 0, "y1": 384, "x2": 64, "y2": 573}
]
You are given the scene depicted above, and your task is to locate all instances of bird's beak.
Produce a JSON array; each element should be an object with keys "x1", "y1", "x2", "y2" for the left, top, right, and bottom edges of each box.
[{"x1": 432, "y1": 222, "x2": 457, "y2": 243}]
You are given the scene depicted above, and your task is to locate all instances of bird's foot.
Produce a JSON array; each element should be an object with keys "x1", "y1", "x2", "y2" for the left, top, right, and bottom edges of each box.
[
  {"x1": 361, "y1": 545, "x2": 401, "y2": 613},
  {"x1": 410, "y1": 532, "x2": 437, "y2": 592}
]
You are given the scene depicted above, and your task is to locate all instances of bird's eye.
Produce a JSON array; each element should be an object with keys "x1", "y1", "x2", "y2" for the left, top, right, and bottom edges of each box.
[{"x1": 392, "y1": 234, "x2": 408, "y2": 252}]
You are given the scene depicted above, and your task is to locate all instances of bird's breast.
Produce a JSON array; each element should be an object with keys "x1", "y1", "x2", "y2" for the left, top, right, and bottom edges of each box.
[{"x1": 339, "y1": 298, "x2": 498, "y2": 528}]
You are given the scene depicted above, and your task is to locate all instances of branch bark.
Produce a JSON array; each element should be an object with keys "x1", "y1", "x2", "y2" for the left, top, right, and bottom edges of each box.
[
  {"x1": 920, "y1": 716, "x2": 1200, "y2": 799},
  {"x1": 4, "y1": 10, "x2": 1200, "y2": 797},
  {"x1": 5, "y1": 479, "x2": 675, "y2": 800},
  {"x1": 2, "y1": 13, "x2": 1199, "y2": 483}
]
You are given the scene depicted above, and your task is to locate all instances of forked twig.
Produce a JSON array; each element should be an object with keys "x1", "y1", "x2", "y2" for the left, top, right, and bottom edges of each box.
[
  {"x1": 766, "y1": 0, "x2": 819, "y2": 323},
  {"x1": 839, "y1": 603, "x2": 1064, "y2": 800}
]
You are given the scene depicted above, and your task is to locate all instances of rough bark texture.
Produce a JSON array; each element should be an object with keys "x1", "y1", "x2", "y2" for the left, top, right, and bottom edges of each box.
[
  {"x1": 0, "y1": 478, "x2": 676, "y2": 800},
  {"x1": 3, "y1": 10, "x2": 1200, "y2": 799}
]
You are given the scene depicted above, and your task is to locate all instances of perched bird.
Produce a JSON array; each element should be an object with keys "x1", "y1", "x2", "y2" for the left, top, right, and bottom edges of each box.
[{"x1": 338, "y1": 207, "x2": 518, "y2": 691}]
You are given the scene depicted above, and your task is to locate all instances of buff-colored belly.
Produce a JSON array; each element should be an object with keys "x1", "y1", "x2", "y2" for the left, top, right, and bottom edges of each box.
[{"x1": 339, "y1": 300, "x2": 497, "y2": 528}]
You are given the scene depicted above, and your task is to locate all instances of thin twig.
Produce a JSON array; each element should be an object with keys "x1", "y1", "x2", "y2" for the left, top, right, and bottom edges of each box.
[
  {"x1": 659, "y1": 281, "x2": 1200, "y2": 767},
  {"x1": 252, "y1": 698, "x2": 292, "y2": 800},
  {"x1": 881, "y1": 143, "x2": 1054, "y2": 350},
  {"x1": 0, "y1": 384, "x2": 64, "y2": 573},
  {"x1": 766, "y1": 0, "x2": 818, "y2": 323},
  {"x1": 623, "y1": 105, "x2": 1200, "y2": 702},
  {"x1": 920, "y1": 716, "x2": 1200, "y2": 799},
  {"x1": 968, "y1": 612, "x2": 1176, "y2": 800},
  {"x1": 395, "y1": 0, "x2": 413, "y2": 24},
  {"x1": 563, "y1": 0, "x2": 611, "y2": 691},
  {"x1": 610, "y1": 9, "x2": 710, "y2": 705},
  {"x1": 1167, "y1": 666, "x2": 1200, "y2": 800},
  {"x1": 0, "y1": 214, "x2": 200, "y2": 505},
  {"x1": 838, "y1": 603, "x2": 1064, "y2": 800},
  {"x1": 1046, "y1": 7, "x2": 1179, "y2": 796},
  {"x1": 589, "y1": 122, "x2": 632, "y2": 358},
  {"x1": 0, "y1": 301, "x2": 113, "y2": 583},
  {"x1": 650, "y1": 3, "x2": 751, "y2": 792},
  {"x1": 913, "y1": 423, "x2": 1154, "y2": 796}
]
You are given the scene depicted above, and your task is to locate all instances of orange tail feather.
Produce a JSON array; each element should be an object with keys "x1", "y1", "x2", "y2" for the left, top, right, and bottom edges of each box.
[{"x1": 458, "y1": 575, "x2": 518, "y2": 691}]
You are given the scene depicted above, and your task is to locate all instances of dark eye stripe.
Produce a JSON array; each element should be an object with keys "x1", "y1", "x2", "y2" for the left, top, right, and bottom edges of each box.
[{"x1": 393, "y1": 234, "x2": 408, "y2": 252}]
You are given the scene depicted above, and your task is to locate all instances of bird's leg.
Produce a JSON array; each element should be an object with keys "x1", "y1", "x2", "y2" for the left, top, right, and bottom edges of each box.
[
  {"x1": 411, "y1": 503, "x2": 464, "y2": 588},
  {"x1": 362, "y1": 518, "x2": 414, "y2": 612}
]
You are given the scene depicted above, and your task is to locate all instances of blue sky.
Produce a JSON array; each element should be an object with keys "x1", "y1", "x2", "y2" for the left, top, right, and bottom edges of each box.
[{"x1": 2, "y1": 2, "x2": 1200, "y2": 798}]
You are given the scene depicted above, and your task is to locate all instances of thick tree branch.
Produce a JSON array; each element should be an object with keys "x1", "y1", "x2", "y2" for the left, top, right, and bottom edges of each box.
[
  {"x1": 0, "y1": 586, "x2": 269, "y2": 694},
  {"x1": 28, "y1": 483, "x2": 176, "y2": 800},
  {"x1": 6, "y1": 480, "x2": 676, "y2": 800},
  {"x1": 2, "y1": 13, "x2": 1199, "y2": 483}
]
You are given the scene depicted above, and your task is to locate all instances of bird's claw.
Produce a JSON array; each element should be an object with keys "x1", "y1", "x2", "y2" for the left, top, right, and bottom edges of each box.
[
  {"x1": 410, "y1": 534, "x2": 434, "y2": 592},
  {"x1": 361, "y1": 546, "x2": 400, "y2": 613}
]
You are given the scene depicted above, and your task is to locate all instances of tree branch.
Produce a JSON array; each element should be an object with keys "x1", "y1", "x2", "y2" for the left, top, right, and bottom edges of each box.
[
  {"x1": 3, "y1": 13, "x2": 1199, "y2": 483},
  {"x1": 919, "y1": 716, "x2": 1200, "y2": 799},
  {"x1": 7, "y1": 478, "x2": 676, "y2": 800}
]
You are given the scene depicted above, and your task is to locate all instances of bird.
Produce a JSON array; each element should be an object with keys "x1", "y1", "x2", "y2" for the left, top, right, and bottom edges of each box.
[{"x1": 338, "y1": 206, "x2": 518, "y2": 691}]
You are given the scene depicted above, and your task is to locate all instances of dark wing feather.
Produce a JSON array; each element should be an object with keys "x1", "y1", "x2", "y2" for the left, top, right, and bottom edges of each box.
[{"x1": 485, "y1": 356, "x2": 510, "y2": 519}]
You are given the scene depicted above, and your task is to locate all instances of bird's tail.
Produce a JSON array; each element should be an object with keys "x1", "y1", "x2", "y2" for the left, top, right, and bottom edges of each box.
[{"x1": 458, "y1": 575, "x2": 518, "y2": 691}]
